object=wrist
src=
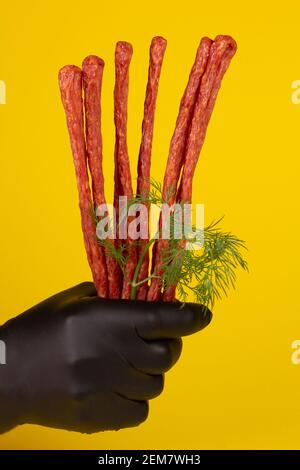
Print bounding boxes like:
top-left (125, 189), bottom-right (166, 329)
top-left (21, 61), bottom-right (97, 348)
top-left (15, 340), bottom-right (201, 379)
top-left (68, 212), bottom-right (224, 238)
top-left (0, 321), bottom-right (27, 433)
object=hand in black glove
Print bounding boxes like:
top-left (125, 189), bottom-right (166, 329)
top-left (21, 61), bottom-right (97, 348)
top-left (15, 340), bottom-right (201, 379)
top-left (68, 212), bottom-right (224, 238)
top-left (0, 282), bottom-right (212, 434)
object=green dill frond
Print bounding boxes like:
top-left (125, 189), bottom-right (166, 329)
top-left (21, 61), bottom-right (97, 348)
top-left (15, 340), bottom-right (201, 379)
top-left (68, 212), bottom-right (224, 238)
top-left (162, 219), bottom-right (248, 308)
top-left (98, 239), bottom-right (128, 273)
top-left (90, 202), bottom-right (98, 226)
top-left (95, 178), bottom-right (248, 306)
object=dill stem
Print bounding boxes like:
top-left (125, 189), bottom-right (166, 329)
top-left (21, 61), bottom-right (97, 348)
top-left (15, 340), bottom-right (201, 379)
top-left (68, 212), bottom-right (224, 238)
top-left (130, 238), bottom-right (156, 300)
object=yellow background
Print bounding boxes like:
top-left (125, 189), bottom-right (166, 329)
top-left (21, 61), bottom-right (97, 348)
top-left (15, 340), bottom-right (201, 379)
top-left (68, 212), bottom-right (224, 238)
top-left (0, 0), bottom-right (299, 450)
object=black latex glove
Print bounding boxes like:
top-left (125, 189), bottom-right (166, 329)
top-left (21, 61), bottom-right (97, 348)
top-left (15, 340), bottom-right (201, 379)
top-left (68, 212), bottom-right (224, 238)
top-left (0, 282), bottom-right (212, 434)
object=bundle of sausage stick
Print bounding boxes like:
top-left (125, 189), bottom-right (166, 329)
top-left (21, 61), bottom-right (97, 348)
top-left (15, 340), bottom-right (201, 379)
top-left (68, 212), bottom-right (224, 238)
top-left (59, 35), bottom-right (237, 302)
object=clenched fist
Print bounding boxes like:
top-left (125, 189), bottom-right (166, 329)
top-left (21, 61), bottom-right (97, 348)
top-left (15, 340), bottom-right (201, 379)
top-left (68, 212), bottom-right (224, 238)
top-left (0, 283), bottom-right (212, 434)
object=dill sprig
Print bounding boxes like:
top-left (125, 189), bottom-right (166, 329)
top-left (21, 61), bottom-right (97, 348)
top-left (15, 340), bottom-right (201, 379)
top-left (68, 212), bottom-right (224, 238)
top-left (95, 179), bottom-right (248, 306)
top-left (161, 219), bottom-right (248, 307)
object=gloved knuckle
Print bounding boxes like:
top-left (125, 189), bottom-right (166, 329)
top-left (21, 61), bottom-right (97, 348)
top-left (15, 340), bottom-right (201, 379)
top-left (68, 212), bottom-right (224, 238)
top-left (157, 342), bottom-right (174, 370)
top-left (174, 337), bottom-right (183, 357)
top-left (150, 374), bottom-right (164, 397)
top-left (145, 310), bottom-right (160, 331)
top-left (78, 281), bottom-right (93, 289)
top-left (134, 401), bottom-right (149, 425)
top-left (64, 310), bottom-right (78, 330)
top-left (183, 306), bottom-right (197, 327)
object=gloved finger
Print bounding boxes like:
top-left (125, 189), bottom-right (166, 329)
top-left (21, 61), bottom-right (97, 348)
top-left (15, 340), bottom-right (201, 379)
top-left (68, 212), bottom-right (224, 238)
top-left (59, 282), bottom-right (97, 301)
top-left (76, 352), bottom-right (165, 401)
top-left (117, 369), bottom-right (165, 401)
top-left (112, 395), bottom-right (149, 429)
top-left (74, 393), bottom-right (149, 433)
top-left (135, 302), bottom-right (212, 340)
top-left (128, 337), bottom-right (183, 374)
top-left (74, 282), bottom-right (97, 298)
top-left (43, 282), bottom-right (97, 313)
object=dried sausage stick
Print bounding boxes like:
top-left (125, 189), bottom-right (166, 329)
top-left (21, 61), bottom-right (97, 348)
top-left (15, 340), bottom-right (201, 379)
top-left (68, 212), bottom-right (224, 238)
top-left (136, 36), bottom-right (167, 300)
top-left (114, 42), bottom-right (133, 203)
top-left (163, 35), bottom-right (237, 301)
top-left (82, 56), bottom-right (106, 207)
top-left (59, 65), bottom-right (108, 297)
top-left (113, 41), bottom-right (137, 299)
top-left (82, 56), bottom-right (121, 298)
top-left (162, 37), bottom-right (212, 205)
top-left (178, 35), bottom-right (237, 203)
top-left (113, 101), bottom-right (124, 296)
top-left (147, 37), bottom-right (212, 301)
